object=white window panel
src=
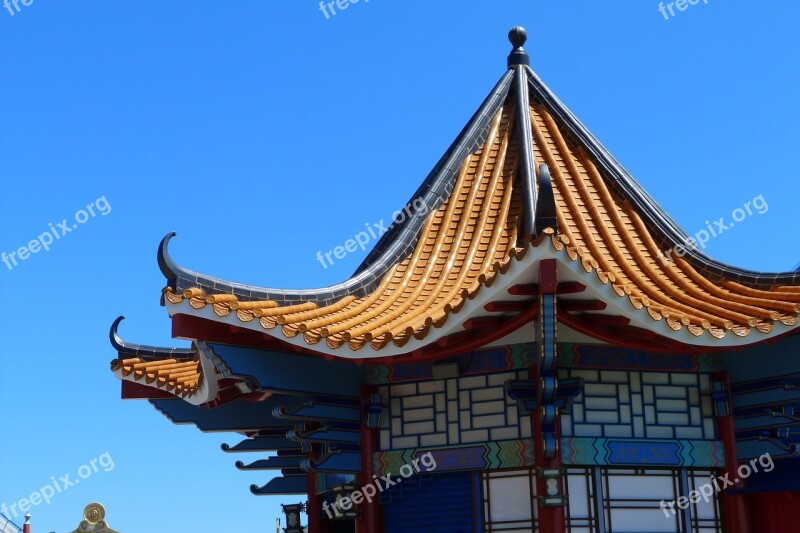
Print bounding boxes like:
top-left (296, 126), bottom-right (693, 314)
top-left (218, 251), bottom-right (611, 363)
top-left (607, 473), bottom-right (674, 499)
top-left (647, 426), bottom-right (674, 439)
top-left (574, 424), bottom-right (603, 437)
top-left (620, 405), bottom-right (632, 424)
top-left (448, 422), bottom-right (459, 444)
top-left (630, 372), bottom-right (642, 393)
top-left (633, 416), bottom-right (645, 438)
top-left (603, 425), bottom-right (632, 438)
top-left (642, 373), bottom-right (670, 384)
top-left (584, 383), bottom-right (617, 396)
top-left (473, 400), bottom-right (506, 415)
top-left (436, 413), bottom-right (446, 432)
top-left (585, 396), bottom-right (618, 410)
top-left (392, 436), bottom-right (418, 449)
top-left (609, 508), bottom-right (679, 532)
top-left (473, 387), bottom-right (505, 402)
top-left (572, 370), bottom-right (599, 382)
top-left (404, 408), bottom-right (434, 422)
top-left (675, 427), bottom-right (703, 440)
top-left (418, 380), bottom-right (445, 394)
top-left (403, 394), bottom-right (433, 409)
top-left (420, 433), bottom-right (447, 447)
top-left (446, 378), bottom-right (457, 398)
top-left (601, 371), bottom-right (629, 383)
top-left (585, 410), bottom-right (619, 424)
top-left (391, 383), bottom-right (417, 396)
top-left (671, 373), bottom-right (698, 386)
top-left (658, 399), bottom-right (688, 412)
top-left (632, 394), bottom-right (643, 415)
top-left (491, 427), bottom-right (519, 441)
top-left (690, 407), bottom-right (701, 426)
top-left (659, 412), bottom-right (690, 426)
top-left (461, 429), bottom-right (489, 443)
top-left (655, 386), bottom-right (687, 399)
top-left (474, 413), bottom-right (508, 429)
top-left (689, 387), bottom-right (700, 406)
top-left (644, 386), bottom-right (654, 404)
top-left (435, 393), bottom-right (445, 412)
top-left (460, 375), bottom-right (487, 389)
top-left (404, 421), bottom-right (435, 435)
top-left (703, 419), bottom-right (717, 439)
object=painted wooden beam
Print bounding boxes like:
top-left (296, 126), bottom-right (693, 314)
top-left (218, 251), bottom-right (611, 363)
top-left (208, 342), bottom-right (363, 398)
top-left (250, 476), bottom-right (308, 495)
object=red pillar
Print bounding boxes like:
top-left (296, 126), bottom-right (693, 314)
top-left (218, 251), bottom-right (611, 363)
top-left (357, 384), bottom-right (383, 533)
top-left (712, 371), bottom-right (751, 533)
top-left (533, 259), bottom-right (566, 533)
top-left (22, 516), bottom-right (31, 533)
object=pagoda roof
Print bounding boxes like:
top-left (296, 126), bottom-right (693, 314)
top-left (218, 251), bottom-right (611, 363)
top-left (155, 28), bottom-right (799, 357)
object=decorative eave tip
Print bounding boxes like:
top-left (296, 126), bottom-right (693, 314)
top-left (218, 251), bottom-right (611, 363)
top-left (507, 26), bottom-right (529, 68)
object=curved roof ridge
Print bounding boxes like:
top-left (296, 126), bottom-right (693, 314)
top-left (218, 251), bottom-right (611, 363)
top-left (157, 69), bottom-right (516, 306)
top-left (109, 316), bottom-right (195, 360)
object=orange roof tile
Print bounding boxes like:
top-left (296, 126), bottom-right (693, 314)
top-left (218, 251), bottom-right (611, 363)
top-left (110, 357), bottom-right (202, 398)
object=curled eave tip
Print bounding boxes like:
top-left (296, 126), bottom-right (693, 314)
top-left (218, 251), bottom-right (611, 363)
top-left (109, 315), bottom-right (127, 351)
top-left (158, 231), bottom-right (180, 284)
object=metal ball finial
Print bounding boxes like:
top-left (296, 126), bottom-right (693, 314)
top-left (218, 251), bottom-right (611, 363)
top-left (507, 26), bottom-right (530, 67)
top-left (509, 26), bottom-right (528, 49)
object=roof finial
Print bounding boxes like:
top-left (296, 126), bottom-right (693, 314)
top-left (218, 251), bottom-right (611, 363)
top-left (507, 26), bottom-right (530, 67)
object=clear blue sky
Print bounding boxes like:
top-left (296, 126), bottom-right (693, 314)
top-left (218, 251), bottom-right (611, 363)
top-left (1, 1), bottom-right (798, 531)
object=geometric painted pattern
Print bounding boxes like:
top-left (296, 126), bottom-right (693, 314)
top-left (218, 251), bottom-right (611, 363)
top-left (379, 370), bottom-right (531, 450)
top-left (558, 343), bottom-right (724, 373)
top-left (561, 437), bottom-right (725, 468)
top-left (560, 369), bottom-right (717, 441)
top-left (374, 438), bottom-right (536, 476)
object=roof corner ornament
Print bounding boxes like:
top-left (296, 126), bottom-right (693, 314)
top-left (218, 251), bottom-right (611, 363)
top-left (507, 26), bottom-right (530, 68)
top-left (69, 503), bottom-right (121, 533)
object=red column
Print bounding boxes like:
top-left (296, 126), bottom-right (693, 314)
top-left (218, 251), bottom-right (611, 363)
top-left (712, 371), bottom-right (751, 533)
top-left (357, 384), bottom-right (383, 533)
top-left (534, 259), bottom-right (566, 533)
top-left (22, 517), bottom-right (31, 533)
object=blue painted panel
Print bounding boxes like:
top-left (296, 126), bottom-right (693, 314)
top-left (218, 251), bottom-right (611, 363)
top-left (383, 472), bottom-right (475, 533)
top-left (209, 343), bottom-right (363, 397)
top-left (151, 395), bottom-right (307, 431)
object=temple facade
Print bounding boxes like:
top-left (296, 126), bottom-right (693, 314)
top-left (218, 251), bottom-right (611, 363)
top-left (110, 28), bottom-right (800, 533)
